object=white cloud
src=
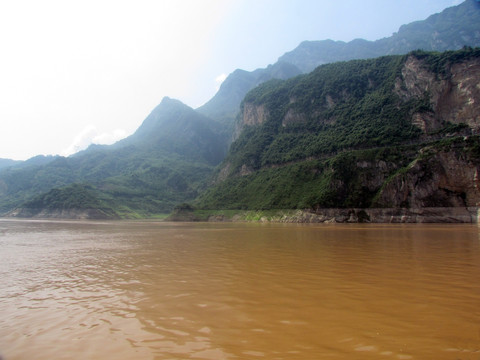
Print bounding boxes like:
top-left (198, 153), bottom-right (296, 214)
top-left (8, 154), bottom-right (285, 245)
top-left (62, 125), bottom-right (128, 157)
top-left (214, 73), bottom-right (228, 91)
top-left (93, 129), bottom-right (128, 145)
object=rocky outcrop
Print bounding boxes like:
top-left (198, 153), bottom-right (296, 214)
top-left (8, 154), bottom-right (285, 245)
top-left (396, 55), bottom-right (480, 133)
top-left (308, 207), bottom-right (479, 223)
top-left (242, 103), bottom-right (268, 126)
top-left (373, 146), bottom-right (480, 208)
top-left (282, 108), bottom-right (307, 127)
top-left (231, 103), bottom-right (269, 142)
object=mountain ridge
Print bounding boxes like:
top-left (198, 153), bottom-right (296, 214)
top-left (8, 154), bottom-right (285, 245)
top-left (279, 0), bottom-right (480, 72)
top-left (195, 48), bottom-right (480, 218)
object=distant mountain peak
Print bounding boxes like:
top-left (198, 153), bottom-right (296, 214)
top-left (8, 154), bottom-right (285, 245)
top-left (279, 0), bottom-right (480, 72)
top-left (198, 1), bottom-right (480, 123)
top-left (160, 96), bottom-right (182, 105)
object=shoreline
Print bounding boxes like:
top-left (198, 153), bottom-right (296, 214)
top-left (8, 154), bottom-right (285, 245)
top-left (169, 207), bottom-right (480, 224)
top-left (3, 206), bottom-right (479, 223)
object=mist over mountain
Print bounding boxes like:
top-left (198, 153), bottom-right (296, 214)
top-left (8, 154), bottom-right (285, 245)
top-left (1, 0), bottom-right (480, 220)
top-left (0, 159), bottom-right (20, 170)
top-left (0, 98), bottom-right (225, 217)
top-left (124, 97), bottom-right (227, 165)
top-left (280, 0), bottom-right (480, 72)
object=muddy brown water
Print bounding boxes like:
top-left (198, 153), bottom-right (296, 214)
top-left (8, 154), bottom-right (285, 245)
top-left (0, 220), bottom-right (479, 359)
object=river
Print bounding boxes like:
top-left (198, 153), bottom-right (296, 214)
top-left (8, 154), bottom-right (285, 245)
top-left (0, 220), bottom-right (479, 359)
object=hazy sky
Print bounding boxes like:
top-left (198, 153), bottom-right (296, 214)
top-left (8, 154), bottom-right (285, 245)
top-left (0, 0), bottom-right (462, 160)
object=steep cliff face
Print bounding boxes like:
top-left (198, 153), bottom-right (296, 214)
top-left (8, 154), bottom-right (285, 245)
top-left (395, 55), bottom-right (480, 132)
top-left (374, 144), bottom-right (480, 208)
top-left (199, 49), bottom-right (480, 221)
top-left (231, 103), bottom-right (269, 142)
top-left (235, 54), bottom-right (480, 140)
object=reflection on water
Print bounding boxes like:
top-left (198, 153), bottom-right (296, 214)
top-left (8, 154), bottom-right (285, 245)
top-left (0, 220), bottom-right (479, 359)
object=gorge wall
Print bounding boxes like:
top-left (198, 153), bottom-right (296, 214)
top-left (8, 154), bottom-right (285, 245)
top-left (197, 49), bottom-right (480, 222)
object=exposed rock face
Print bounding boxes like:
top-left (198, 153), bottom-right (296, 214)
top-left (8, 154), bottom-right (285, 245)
top-left (374, 148), bottom-right (480, 209)
top-left (440, 60), bottom-right (480, 130)
top-left (243, 103), bottom-right (268, 126)
top-left (308, 207), bottom-right (479, 223)
top-left (196, 49), bottom-right (480, 222)
top-left (226, 55), bottom-right (480, 213)
top-left (232, 103), bottom-right (269, 142)
top-left (236, 56), bottom-right (480, 138)
top-left (282, 109), bottom-right (307, 127)
top-left (396, 55), bottom-right (480, 133)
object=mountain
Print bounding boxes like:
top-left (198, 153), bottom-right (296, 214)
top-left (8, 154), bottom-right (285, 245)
top-left (196, 48), bottom-right (480, 221)
top-left (2, 1), bottom-right (480, 220)
top-left (0, 98), bottom-right (226, 218)
top-left (279, 0), bottom-right (480, 72)
top-left (197, 62), bottom-right (301, 122)
top-left (123, 97), bottom-right (227, 165)
top-left (198, 0), bottom-right (480, 124)
top-left (0, 159), bottom-right (21, 170)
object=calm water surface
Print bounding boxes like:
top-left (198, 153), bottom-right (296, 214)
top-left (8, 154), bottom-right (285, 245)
top-left (0, 220), bottom-right (479, 360)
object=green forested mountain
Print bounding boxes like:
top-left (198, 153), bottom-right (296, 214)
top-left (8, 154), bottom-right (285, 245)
top-left (123, 97), bottom-right (227, 165)
top-left (196, 48), bottom-right (480, 212)
top-left (0, 98), bottom-right (226, 217)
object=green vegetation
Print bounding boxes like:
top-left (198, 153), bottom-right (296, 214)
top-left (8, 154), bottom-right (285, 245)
top-left (0, 98), bottom-right (224, 217)
top-left (23, 183), bottom-right (106, 210)
top-left (167, 207), bottom-right (302, 222)
top-left (225, 54), bottom-right (424, 173)
top-left (198, 135), bottom-right (480, 211)
top-left (198, 48), bottom-right (480, 212)
top-left (197, 146), bottom-right (419, 210)
top-left (410, 47), bottom-right (480, 75)
top-left (19, 183), bottom-right (122, 218)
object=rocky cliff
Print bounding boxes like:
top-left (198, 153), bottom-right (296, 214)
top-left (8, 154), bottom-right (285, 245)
top-left (197, 49), bottom-right (480, 222)
top-left (396, 55), bottom-right (480, 133)
top-left (373, 143), bottom-right (480, 209)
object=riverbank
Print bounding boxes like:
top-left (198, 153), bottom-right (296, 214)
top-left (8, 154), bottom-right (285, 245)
top-left (4, 206), bottom-right (478, 223)
top-left (168, 207), bottom-right (480, 223)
